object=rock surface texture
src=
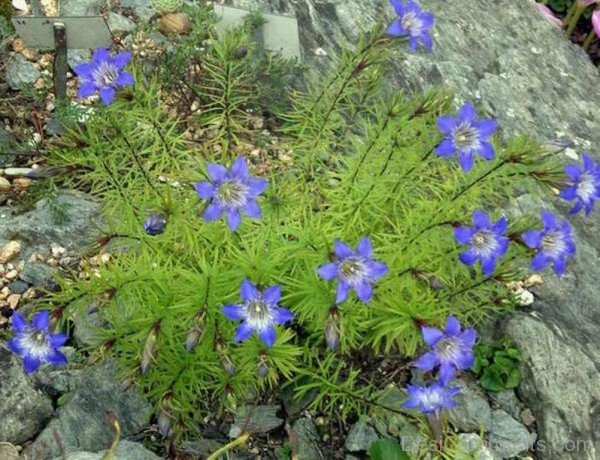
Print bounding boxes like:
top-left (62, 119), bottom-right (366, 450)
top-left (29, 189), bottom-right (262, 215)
top-left (226, 0), bottom-right (600, 458)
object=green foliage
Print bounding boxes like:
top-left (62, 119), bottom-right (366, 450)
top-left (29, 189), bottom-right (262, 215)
top-left (0, 0), bottom-right (12, 22)
top-left (46, 5), bottom-right (564, 443)
top-left (369, 439), bottom-right (410, 460)
top-left (471, 340), bottom-right (523, 392)
top-left (151, 0), bottom-right (182, 16)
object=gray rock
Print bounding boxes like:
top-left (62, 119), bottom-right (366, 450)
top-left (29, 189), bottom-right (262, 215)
top-left (72, 305), bottom-right (104, 347)
top-left (456, 433), bottom-right (497, 460)
top-left (34, 368), bottom-right (82, 396)
top-left (19, 262), bottom-right (57, 288)
top-left (489, 409), bottom-right (536, 459)
top-left (68, 49), bottom-right (92, 72)
top-left (106, 12), bottom-right (137, 36)
top-left (344, 420), bottom-right (379, 453)
top-left (29, 360), bottom-right (152, 459)
top-left (0, 189), bottom-right (101, 262)
top-left (50, 440), bottom-right (160, 460)
top-left (5, 54), bottom-right (40, 91)
top-left (179, 439), bottom-right (224, 457)
top-left (292, 418), bottom-right (322, 459)
top-left (229, 404), bottom-right (283, 438)
top-left (59, 0), bottom-right (104, 15)
top-left (8, 280), bottom-right (29, 294)
top-left (489, 390), bottom-right (521, 421)
top-left (0, 344), bottom-right (54, 445)
top-left (448, 379), bottom-right (493, 433)
top-left (0, 125), bottom-right (15, 167)
top-left (227, 0), bottom-right (600, 457)
top-left (505, 315), bottom-right (600, 459)
top-left (121, 0), bottom-right (156, 22)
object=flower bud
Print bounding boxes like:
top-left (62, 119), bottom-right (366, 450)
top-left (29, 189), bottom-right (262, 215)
top-left (144, 213), bottom-right (167, 236)
top-left (157, 409), bottom-right (171, 437)
top-left (325, 306), bottom-right (340, 351)
top-left (258, 353), bottom-right (269, 378)
top-left (185, 309), bottom-right (206, 352)
top-left (141, 323), bottom-right (159, 375)
top-left (216, 340), bottom-right (236, 376)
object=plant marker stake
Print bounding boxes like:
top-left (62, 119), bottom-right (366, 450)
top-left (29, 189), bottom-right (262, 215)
top-left (53, 22), bottom-right (67, 100)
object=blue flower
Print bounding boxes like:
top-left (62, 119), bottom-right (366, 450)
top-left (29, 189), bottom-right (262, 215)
top-left (387, 0), bottom-right (435, 52)
top-left (403, 380), bottom-right (460, 415)
top-left (414, 316), bottom-right (477, 384)
top-left (144, 213), bottom-right (167, 236)
top-left (560, 153), bottom-right (600, 216)
top-left (454, 210), bottom-right (509, 277)
top-left (8, 311), bottom-right (68, 374)
top-left (435, 103), bottom-right (498, 172)
top-left (317, 237), bottom-right (388, 304)
top-left (74, 49), bottom-right (135, 105)
top-left (222, 279), bottom-right (294, 347)
top-left (195, 157), bottom-right (268, 232)
top-left (522, 211), bottom-right (576, 277)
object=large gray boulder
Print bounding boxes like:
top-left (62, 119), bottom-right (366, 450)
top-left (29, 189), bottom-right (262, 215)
top-left (0, 345), bottom-right (54, 445)
top-left (29, 360), bottom-right (152, 459)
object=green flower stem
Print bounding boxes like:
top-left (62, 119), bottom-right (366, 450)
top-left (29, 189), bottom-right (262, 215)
top-left (206, 432), bottom-right (250, 460)
top-left (583, 29), bottom-right (597, 50)
top-left (566, 4), bottom-right (587, 36)
top-left (451, 159), bottom-right (509, 202)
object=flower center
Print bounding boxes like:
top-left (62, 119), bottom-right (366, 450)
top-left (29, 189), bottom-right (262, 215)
top-left (339, 257), bottom-right (367, 283)
top-left (435, 337), bottom-right (461, 362)
top-left (402, 12), bottom-right (423, 35)
top-left (244, 299), bottom-right (273, 330)
top-left (472, 230), bottom-right (497, 255)
top-left (92, 61), bottom-right (120, 87)
top-left (20, 328), bottom-right (51, 358)
top-left (577, 173), bottom-right (598, 202)
top-left (541, 232), bottom-right (566, 258)
top-left (419, 389), bottom-right (443, 411)
top-left (452, 122), bottom-right (480, 151)
top-left (217, 180), bottom-right (248, 208)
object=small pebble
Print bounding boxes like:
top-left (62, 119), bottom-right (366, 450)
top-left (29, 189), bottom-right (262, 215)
top-left (7, 294), bottom-right (21, 309)
top-left (8, 281), bottom-right (29, 295)
top-left (0, 241), bottom-right (21, 264)
top-left (5, 269), bottom-right (19, 281)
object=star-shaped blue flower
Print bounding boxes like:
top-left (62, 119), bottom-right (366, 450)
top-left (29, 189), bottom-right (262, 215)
top-left (74, 48), bottom-right (135, 105)
top-left (8, 310), bottom-right (68, 374)
top-left (222, 279), bottom-right (294, 347)
top-left (436, 103), bottom-right (498, 172)
top-left (522, 211), bottom-right (576, 277)
top-left (560, 153), bottom-right (600, 216)
top-left (195, 157), bottom-right (268, 232)
top-left (414, 316), bottom-right (477, 384)
top-left (317, 237), bottom-right (388, 304)
top-left (387, 0), bottom-right (435, 52)
top-left (454, 210), bottom-right (509, 277)
top-left (403, 380), bottom-right (461, 415)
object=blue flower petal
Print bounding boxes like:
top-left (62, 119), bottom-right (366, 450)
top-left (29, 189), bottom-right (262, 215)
top-left (530, 252), bottom-right (550, 272)
top-left (354, 281), bottom-right (373, 303)
top-left (540, 211), bottom-right (558, 230)
top-left (439, 362), bottom-right (456, 384)
top-left (115, 72), bottom-right (135, 87)
top-left (234, 322), bottom-right (254, 342)
top-left (414, 351), bottom-right (438, 371)
top-left (49, 333), bottom-right (68, 348)
top-left (23, 355), bottom-right (41, 374)
top-left (99, 86), bottom-right (116, 105)
top-left (435, 139), bottom-right (456, 158)
top-left (564, 164), bottom-right (582, 181)
top-left (240, 279), bottom-right (258, 303)
top-left (356, 237), bottom-right (373, 258)
top-left (258, 326), bottom-right (276, 347)
top-left (480, 256), bottom-right (497, 277)
top-left (32, 311), bottom-right (50, 332)
top-left (458, 151), bottom-right (475, 172)
top-left (241, 199), bottom-right (261, 218)
top-left (436, 116), bottom-right (456, 135)
top-left (7, 338), bottom-right (23, 355)
top-left (333, 241), bottom-right (353, 259)
top-left (225, 209), bottom-right (242, 232)
top-left (207, 163), bottom-right (228, 183)
top-left (112, 51), bottom-right (132, 69)
top-left (230, 157), bottom-right (249, 179)
top-left (459, 249), bottom-right (478, 266)
top-left (92, 48), bottom-right (110, 64)
top-left (421, 326), bottom-right (443, 347)
top-left (273, 307), bottom-right (294, 324)
top-left (262, 285), bottom-right (281, 305)
top-left (478, 142), bottom-right (495, 160)
top-left (222, 304), bottom-right (244, 320)
top-left (444, 316), bottom-right (461, 336)
top-left (335, 280), bottom-right (350, 304)
top-left (367, 261), bottom-right (389, 280)
top-left (77, 81), bottom-right (97, 98)
top-left (386, 19), bottom-right (406, 37)
top-left (47, 350), bottom-right (67, 366)
top-left (203, 203), bottom-right (223, 221)
top-left (194, 181), bottom-right (215, 199)
top-left (474, 119), bottom-right (498, 137)
top-left (458, 103), bottom-right (477, 123)
top-left (522, 230), bottom-right (542, 248)
top-left (11, 312), bottom-right (27, 332)
top-left (454, 226), bottom-right (473, 245)
top-left (317, 263), bottom-right (339, 281)
top-left (472, 210), bottom-right (490, 229)
top-left (553, 258), bottom-right (567, 277)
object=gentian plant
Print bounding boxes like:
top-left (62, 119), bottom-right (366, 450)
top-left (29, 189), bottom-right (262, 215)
top-left (29, 1), bottom-right (596, 453)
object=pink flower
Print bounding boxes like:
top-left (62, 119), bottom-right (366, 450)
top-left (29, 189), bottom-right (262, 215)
top-left (537, 3), bottom-right (563, 27)
top-left (593, 9), bottom-right (600, 37)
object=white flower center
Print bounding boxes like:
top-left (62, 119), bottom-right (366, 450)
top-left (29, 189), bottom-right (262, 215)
top-left (452, 122), bottom-right (480, 151)
top-left (217, 180), bottom-right (248, 208)
top-left (577, 173), bottom-right (597, 202)
top-left (472, 230), bottom-right (498, 257)
top-left (19, 328), bottom-right (52, 359)
top-left (419, 389), bottom-right (443, 411)
top-left (244, 299), bottom-right (273, 331)
top-left (541, 232), bottom-right (566, 258)
top-left (92, 61), bottom-right (120, 87)
top-left (339, 257), bottom-right (367, 284)
top-left (402, 12), bottom-right (424, 35)
top-left (435, 337), bottom-right (461, 363)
